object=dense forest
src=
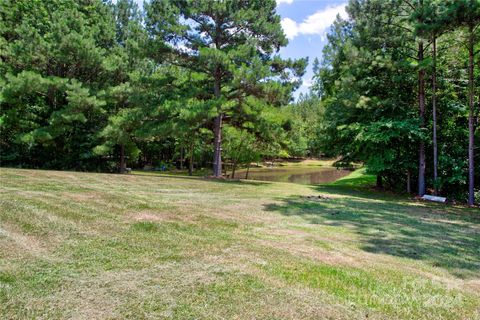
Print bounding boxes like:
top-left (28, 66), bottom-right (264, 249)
top-left (1, 0), bottom-right (479, 204)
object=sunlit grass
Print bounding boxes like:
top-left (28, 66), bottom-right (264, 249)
top-left (0, 168), bottom-right (478, 319)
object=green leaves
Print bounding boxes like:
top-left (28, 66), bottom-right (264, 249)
top-left (223, 125), bottom-right (259, 166)
top-left (312, 0), bottom-right (480, 196)
top-left (144, 0), bottom-right (306, 170)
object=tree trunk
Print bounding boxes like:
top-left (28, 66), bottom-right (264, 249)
top-left (376, 174), bottom-right (383, 189)
top-left (119, 143), bottom-right (126, 174)
top-left (407, 170), bottom-right (411, 194)
top-left (212, 71), bottom-right (223, 177)
top-left (468, 27), bottom-right (475, 205)
top-left (245, 163), bottom-right (251, 179)
top-left (432, 35), bottom-right (438, 196)
top-left (418, 40), bottom-right (426, 196)
top-left (180, 146), bottom-right (184, 170)
top-left (188, 143), bottom-right (194, 176)
top-left (231, 160), bottom-right (237, 179)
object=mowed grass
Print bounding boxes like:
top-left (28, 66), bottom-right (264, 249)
top-left (0, 168), bottom-right (479, 319)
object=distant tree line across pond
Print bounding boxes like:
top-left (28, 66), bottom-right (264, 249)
top-left (0, 0), bottom-right (479, 204)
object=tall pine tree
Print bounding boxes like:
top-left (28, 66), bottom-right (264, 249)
top-left (145, 0), bottom-right (304, 177)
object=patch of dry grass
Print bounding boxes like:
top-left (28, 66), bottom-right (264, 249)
top-left (0, 168), bottom-right (479, 319)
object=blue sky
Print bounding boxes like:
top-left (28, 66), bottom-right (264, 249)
top-left (276, 0), bottom-right (347, 97)
top-left (124, 0), bottom-right (347, 98)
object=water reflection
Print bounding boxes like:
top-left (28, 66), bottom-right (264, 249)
top-left (238, 167), bottom-right (351, 185)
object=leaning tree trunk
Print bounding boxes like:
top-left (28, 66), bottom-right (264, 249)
top-left (120, 143), bottom-right (126, 174)
top-left (231, 160), bottom-right (237, 179)
top-left (432, 35), bottom-right (439, 195)
top-left (212, 70), bottom-right (223, 177)
top-left (245, 163), bottom-right (251, 179)
top-left (418, 40), bottom-right (426, 197)
top-left (468, 27), bottom-right (475, 206)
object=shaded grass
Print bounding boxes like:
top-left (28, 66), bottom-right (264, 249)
top-left (1, 168), bottom-right (479, 319)
top-left (265, 195), bottom-right (480, 277)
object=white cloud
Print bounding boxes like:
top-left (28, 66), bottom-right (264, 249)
top-left (302, 78), bottom-right (313, 88)
top-left (281, 17), bottom-right (299, 39)
top-left (277, 0), bottom-right (294, 5)
top-left (281, 3), bottom-right (348, 40)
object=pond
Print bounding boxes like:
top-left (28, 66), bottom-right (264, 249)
top-left (236, 166), bottom-right (352, 185)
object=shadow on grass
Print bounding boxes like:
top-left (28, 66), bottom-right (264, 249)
top-left (264, 173), bottom-right (480, 278)
top-left (205, 178), bottom-right (273, 187)
top-left (132, 171), bottom-right (272, 187)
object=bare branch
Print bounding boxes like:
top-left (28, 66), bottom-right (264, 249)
top-left (402, 0), bottom-right (415, 11)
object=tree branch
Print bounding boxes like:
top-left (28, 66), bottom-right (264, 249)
top-left (402, 0), bottom-right (415, 11)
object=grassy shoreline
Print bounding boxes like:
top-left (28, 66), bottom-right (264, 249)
top-left (1, 167), bottom-right (479, 319)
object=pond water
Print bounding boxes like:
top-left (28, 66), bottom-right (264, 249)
top-left (236, 166), bottom-right (352, 185)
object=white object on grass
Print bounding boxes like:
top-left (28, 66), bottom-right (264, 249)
top-left (421, 195), bottom-right (447, 203)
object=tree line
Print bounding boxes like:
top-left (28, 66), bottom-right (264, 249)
top-left (312, 0), bottom-right (479, 205)
top-left (1, 0), bottom-right (479, 204)
top-left (1, 0), bottom-right (313, 178)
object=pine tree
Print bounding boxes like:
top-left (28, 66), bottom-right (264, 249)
top-left (453, 0), bottom-right (480, 205)
top-left (94, 0), bottom-right (147, 173)
top-left (0, 0), bottom-right (116, 170)
top-left (145, 0), bottom-right (304, 177)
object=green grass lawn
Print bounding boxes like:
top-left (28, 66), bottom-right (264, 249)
top-left (1, 168), bottom-right (479, 319)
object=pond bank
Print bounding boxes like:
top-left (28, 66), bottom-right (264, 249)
top-left (235, 159), bottom-right (354, 185)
